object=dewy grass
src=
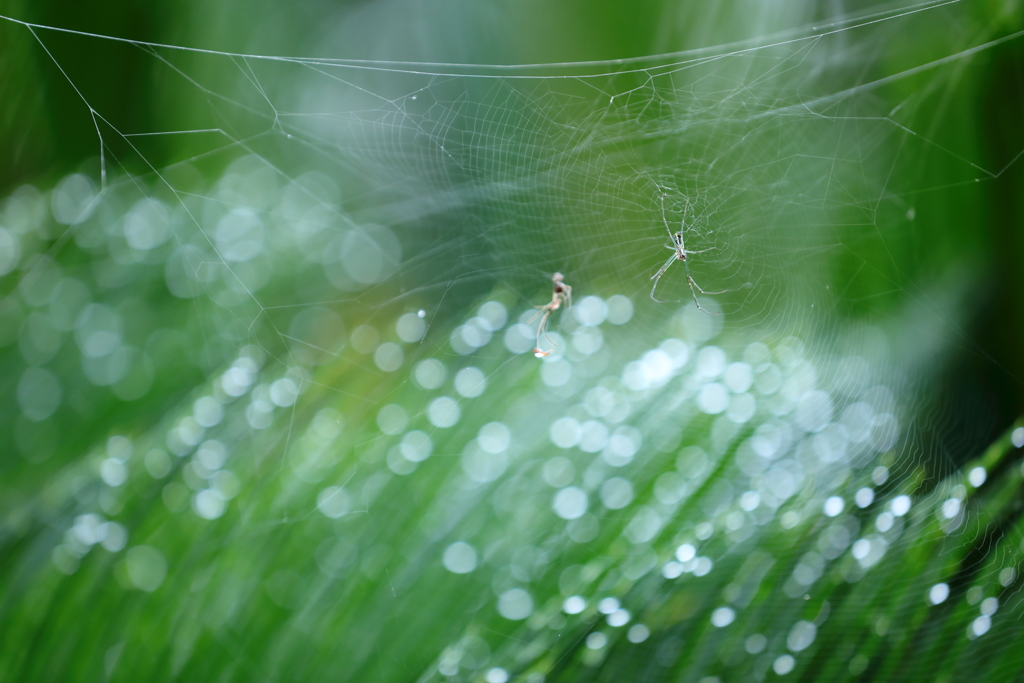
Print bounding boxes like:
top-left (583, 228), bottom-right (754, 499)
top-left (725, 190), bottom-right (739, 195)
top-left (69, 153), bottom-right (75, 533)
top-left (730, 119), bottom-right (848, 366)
top-left (0, 10), bottom-right (1021, 675)
top-left (2, 171), bottom-right (1024, 682)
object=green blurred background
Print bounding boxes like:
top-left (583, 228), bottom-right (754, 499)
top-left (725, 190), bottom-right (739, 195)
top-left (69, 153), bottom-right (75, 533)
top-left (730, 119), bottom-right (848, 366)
top-left (2, 0), bottom-right (1024, 681)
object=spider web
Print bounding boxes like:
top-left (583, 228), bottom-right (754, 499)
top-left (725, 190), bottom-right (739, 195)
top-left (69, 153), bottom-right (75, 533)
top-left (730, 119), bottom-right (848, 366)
top-left (3, 1), bottom-right (1024, 680)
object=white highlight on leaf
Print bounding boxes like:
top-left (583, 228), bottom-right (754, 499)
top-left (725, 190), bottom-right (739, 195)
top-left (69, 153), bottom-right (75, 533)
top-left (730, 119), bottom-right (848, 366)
top-left (553, 487), bottom-right (588, 520)
top-left (497, 588), bottom-right (533, 620)
top-left (443, 542), bottom-right (478, 574)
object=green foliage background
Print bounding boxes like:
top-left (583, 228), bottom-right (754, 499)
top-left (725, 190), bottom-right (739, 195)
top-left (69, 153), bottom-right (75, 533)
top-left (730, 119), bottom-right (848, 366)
top-left (2, 0), bottom-right (1024, 681)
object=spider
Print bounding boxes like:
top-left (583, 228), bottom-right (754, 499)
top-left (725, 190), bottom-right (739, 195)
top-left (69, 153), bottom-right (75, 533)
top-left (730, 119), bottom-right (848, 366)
top-left (650, 195), bottom-right (724, 314)
top-left (530, 272), bottom-right (572, 358)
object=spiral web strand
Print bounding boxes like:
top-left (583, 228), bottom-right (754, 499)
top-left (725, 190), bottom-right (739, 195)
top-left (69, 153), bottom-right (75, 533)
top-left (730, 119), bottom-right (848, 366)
top-left (2, 2), bottom-right (1024, 681)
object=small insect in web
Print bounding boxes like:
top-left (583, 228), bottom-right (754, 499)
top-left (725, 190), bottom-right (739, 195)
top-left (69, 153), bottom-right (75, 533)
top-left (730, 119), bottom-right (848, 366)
top-left (650, 195), bottom-right (725, 314)
top-left (529, 272), bottom-right (572, 358)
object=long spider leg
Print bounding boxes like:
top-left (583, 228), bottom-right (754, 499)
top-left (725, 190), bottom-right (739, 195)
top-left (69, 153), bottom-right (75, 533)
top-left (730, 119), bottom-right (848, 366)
top-left (687, 277), bottom-right (716, 315)
top-left (686, 246), bottom-right (716, 255)
top-left (659, 195), bottom-right (676, 242)
top-left (687, 271), bottom-right (728, 295)
top-left (534, 308), bottom-right (554, 350)
top-left (683, 261), bottom-right (725, 315)
top-left (541, 309), bottom-right (556, 345)
top-left (650, 253), bottom-right (677, 303)
top-left (525, 307), bottom-right (545, 325)
top-left (690, 281), bottom-right (728, 295)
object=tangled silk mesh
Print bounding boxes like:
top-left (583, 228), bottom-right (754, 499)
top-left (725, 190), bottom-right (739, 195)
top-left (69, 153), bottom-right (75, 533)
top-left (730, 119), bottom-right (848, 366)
top-left (3, 2), bottom-right (1024, 682)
